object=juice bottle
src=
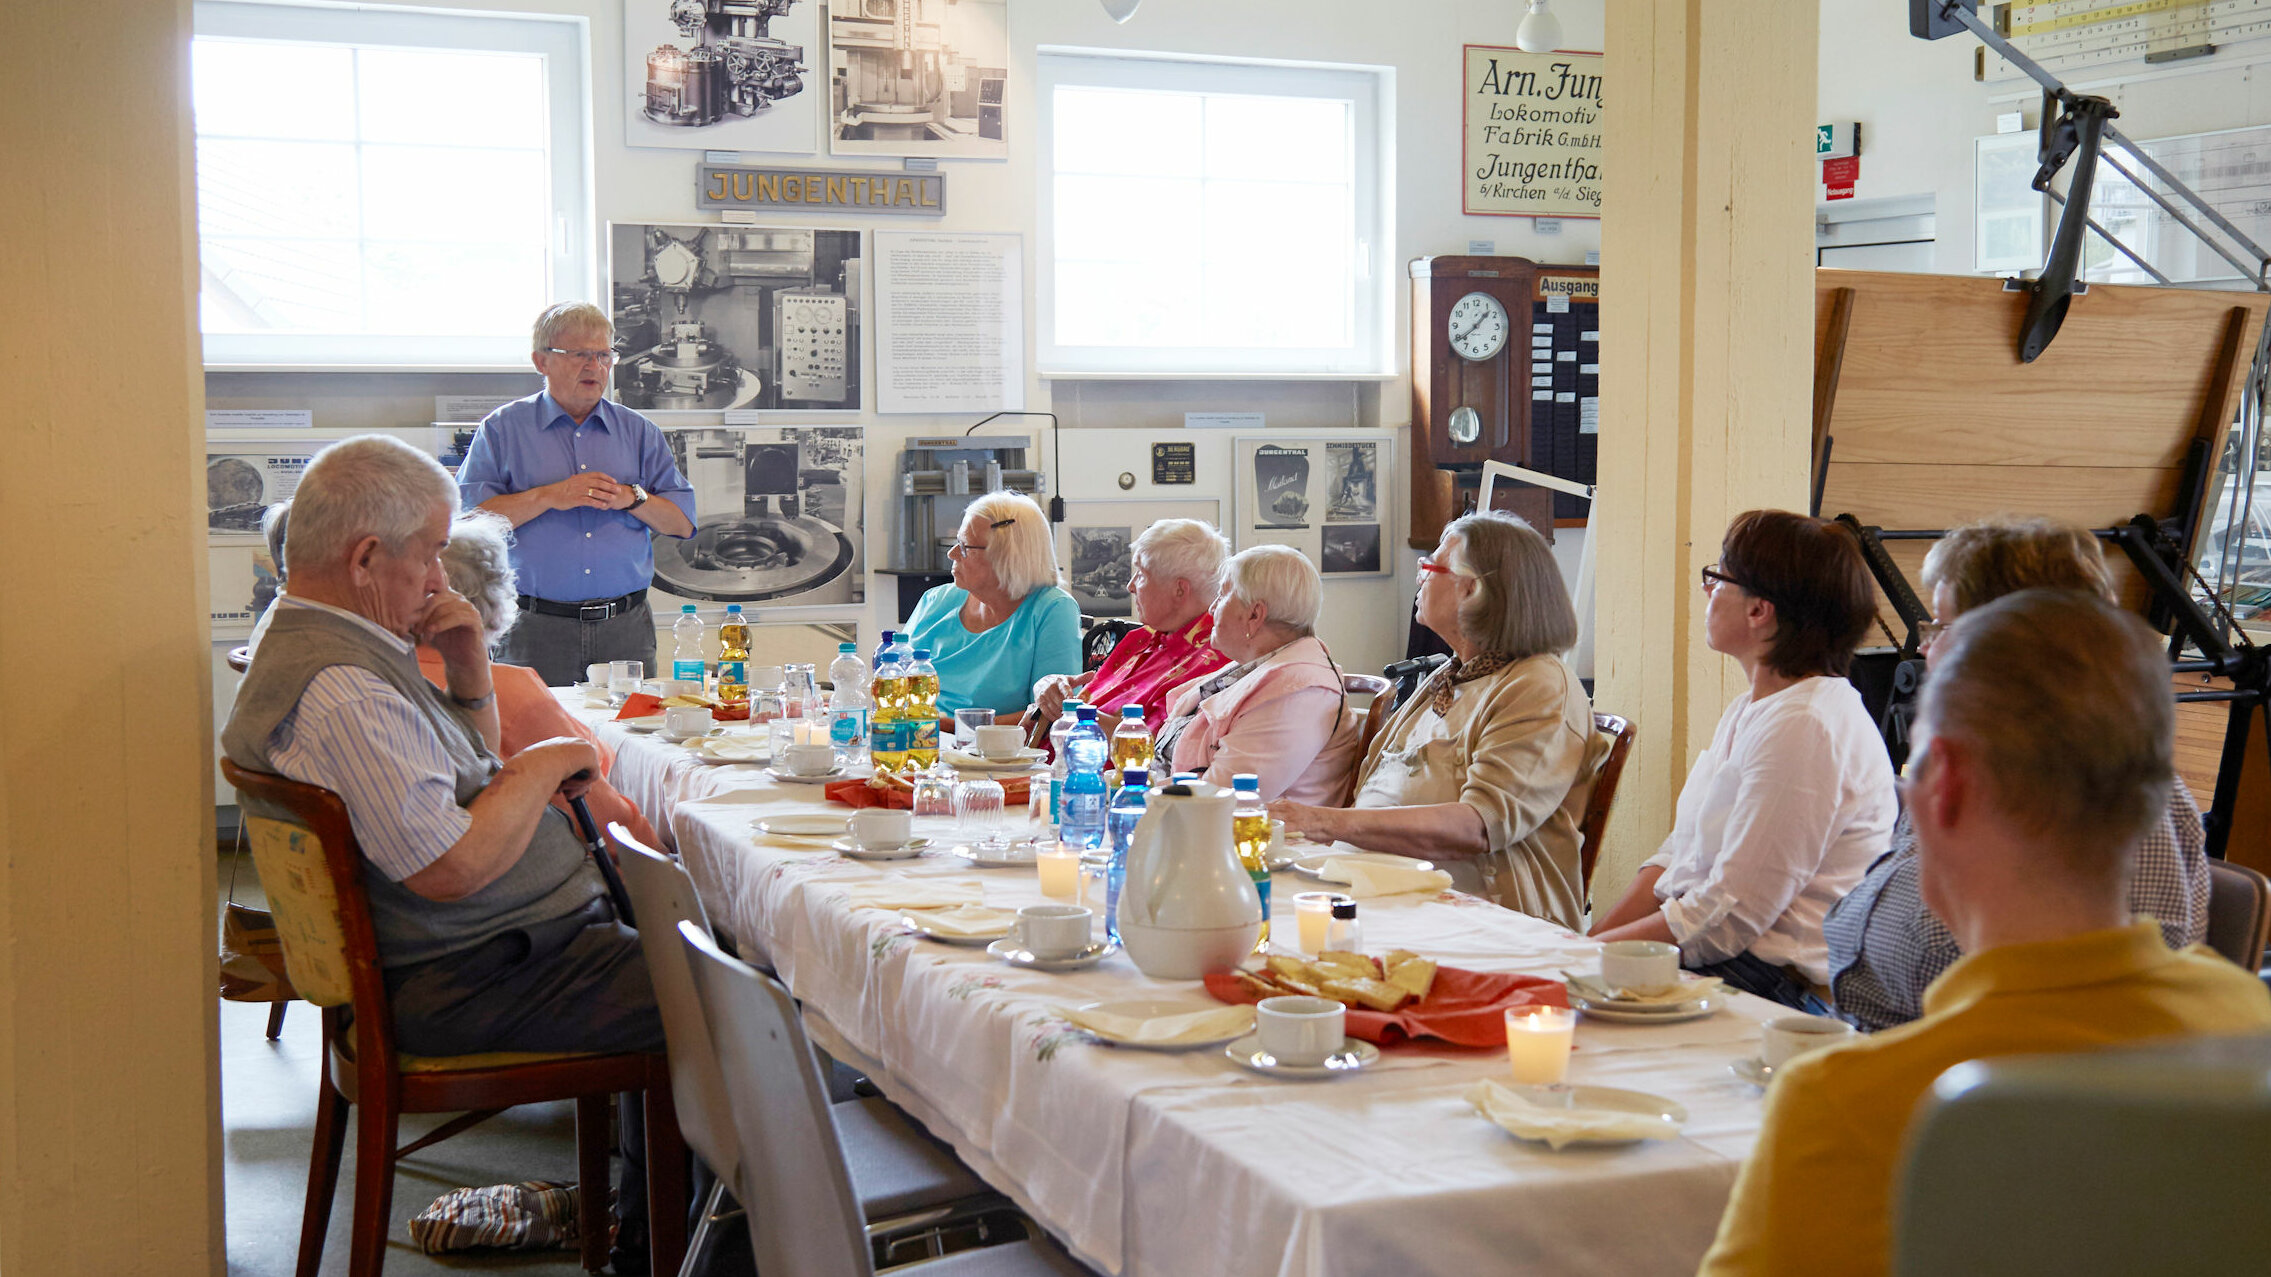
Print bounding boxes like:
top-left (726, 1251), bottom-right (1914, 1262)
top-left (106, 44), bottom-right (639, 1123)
top-left (1108, 706), bottom-right (1154, 787)
top-left (1231, 773), bottom-right (1272, 949)
top-left (904, 648), bottom-right (942, 769)
top-left (869, 647), bottom-right (908, 773)
top-left (716, 604), bottom-right (750, 704)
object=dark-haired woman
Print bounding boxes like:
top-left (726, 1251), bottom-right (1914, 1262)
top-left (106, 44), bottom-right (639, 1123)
top-left (1590, 510), bottom-right (1897, 1010)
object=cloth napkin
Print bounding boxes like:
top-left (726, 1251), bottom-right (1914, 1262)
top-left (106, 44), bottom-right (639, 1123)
top-left (838, 879), bottom-right (985, 911)
top-left (944, 748), bottom-right (1040, 769)
top-left (692, 736), bottom-right (768, 763)
top-left (1204, 965), bottom-right (1568, 1047)
top-left (827, 776), bottom-right (1031, 810)
top-left (1464, 1078), bottom-right (1683, 1150)
top-left (909, 904), bottom-right (1016, 939)
top-left (1324, 857), bottom-right (1455, 898)
top-left (1566, 973), bottom-right (1724, 1006)
top-left (1057, 1003), bottom-right (1255, 1046)
top-left (612, 693), bottom-right (662, 721)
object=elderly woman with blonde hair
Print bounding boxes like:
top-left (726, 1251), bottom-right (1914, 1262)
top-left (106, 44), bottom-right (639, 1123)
top-left (902, 489), bottom-right (1083, 716)
top-left (1155, 545), bottom-right (1359, 803)
top-left (1270, 511), bottom-right (1596, 927)
top-left (1027, 517), bottom-right (1232, 736)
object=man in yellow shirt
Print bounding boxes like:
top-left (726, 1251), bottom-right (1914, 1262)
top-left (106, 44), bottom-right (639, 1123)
top-left (1698, 589), bottom-right (2271, 1277)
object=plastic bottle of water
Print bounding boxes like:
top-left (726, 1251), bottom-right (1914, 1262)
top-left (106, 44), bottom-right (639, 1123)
top-left (671, 605), bottom-right (707, 684)
top-left (870, 645), bottom-right (908, 773)
top-left (717, 605), bottom-right (750, 704)
top-left (905, 648), bottom-right (941, 769)
top-left (826, 642), bottom-right (871, 769)
top-left (1104, 767), bottom-right (1149, 945)
top-left (1231, 773), bottom-right (1272, 949)
top-left (1057, 706), bottom-right (1110, 851)
top-left (1047, 699), bottom-right (1083, 825)
top-left (872, 629), bottom-right (898, 672)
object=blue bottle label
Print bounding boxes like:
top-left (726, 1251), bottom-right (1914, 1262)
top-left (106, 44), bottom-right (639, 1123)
top-left (719, 659), bottom-right (745, 685)
top-left (830, 709), bottom-right (867, 746)
top-left (672, 659), bottom-right (704, 681)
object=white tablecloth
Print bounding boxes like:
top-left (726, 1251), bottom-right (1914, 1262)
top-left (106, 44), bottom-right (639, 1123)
top-left (568, 694), bottom-right (1775, 1277)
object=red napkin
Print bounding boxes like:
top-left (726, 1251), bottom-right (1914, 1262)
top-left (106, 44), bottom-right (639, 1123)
top-left (613, 693), bottom-right (663, 721)
top-left (1203, 965), bottom-right (1569, 1048)
top-left (824, 776), bottom-right (1032, 810)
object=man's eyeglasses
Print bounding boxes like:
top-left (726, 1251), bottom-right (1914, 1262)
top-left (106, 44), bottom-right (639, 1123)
top-left (948, 517), bottom-right (1017, 558)
top-left (542, 347), bottom-right (619, 365)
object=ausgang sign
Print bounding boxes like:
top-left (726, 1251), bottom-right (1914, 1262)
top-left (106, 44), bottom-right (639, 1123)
top-left (696, 163), bottom-right (946, 215)
top-left (1462, 46), bottom-right (1605, 219)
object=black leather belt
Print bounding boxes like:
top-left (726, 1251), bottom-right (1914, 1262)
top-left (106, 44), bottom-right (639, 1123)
top-left (516, 590), bottom-right (644, 622)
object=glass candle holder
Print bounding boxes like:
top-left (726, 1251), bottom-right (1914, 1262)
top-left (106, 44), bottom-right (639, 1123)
top-left (1293, 891), bottom-right (1350, 955)
top-left (1036, 840), bottom-right (1082, 900)
top-left (1505, 1005), bottom-right (1578, 1086)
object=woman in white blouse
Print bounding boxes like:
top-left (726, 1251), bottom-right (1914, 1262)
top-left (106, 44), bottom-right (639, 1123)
top-left (1590, 509), bottom-right (1898, 1011)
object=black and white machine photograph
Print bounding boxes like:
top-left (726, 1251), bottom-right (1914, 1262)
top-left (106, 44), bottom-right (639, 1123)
top-left (1325, 440), bottom-right (1378, 522)
top-left (827, 0), bottom-right (1007, 159)
top-left (608, 223), bottom-right (862, 412)
top-left (624, 0), bottom-right (819, 152)
top-left (1234, 432), bottom-right (1395, 576)
top-left (206, 444), bottom-right (316, 538)
top-left (648, 424), bottom-right (865, 611)
top-left (1320, 523), bottom-right (1383, 575)
top-left (1055, 498), bottom-right (1222, 619)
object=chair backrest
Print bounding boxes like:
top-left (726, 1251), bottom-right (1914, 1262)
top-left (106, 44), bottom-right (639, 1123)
top-left (2204, 859), bottom-right (2271, 971)
top-left (226, 645), bottom-right (252, 674)
top-left (219, 760), bottom-right (398, 1059)
top-left (1081, 617), bottom-right (1137, 673)
top-left (612, 830), bottom-right (742, 1195)
top-left (1340, 674), bottom-right (1400, 805)
top-left (1894, 1033), bottom-right (2271, 1276)
top-left (1578, 713), bottom-right (1637, 898)
top-left (679, 920), bottom-right (873, 1277)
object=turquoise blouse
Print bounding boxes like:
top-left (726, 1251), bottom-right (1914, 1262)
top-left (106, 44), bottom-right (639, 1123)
top-left (902, 583), bottom-right (1084, 716)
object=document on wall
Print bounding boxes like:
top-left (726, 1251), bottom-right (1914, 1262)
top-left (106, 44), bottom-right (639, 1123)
top-left (874, 230), bottom-right (1024, 414)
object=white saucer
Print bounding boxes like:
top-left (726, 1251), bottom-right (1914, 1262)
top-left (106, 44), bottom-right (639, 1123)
top-left (660, 729), bottom-right (717, 744)
top-left (1071, 1000), bottom-right (1253, 1052)
top-left (1496, 1084), bottom-right (1690, 1147)
top-left (622, 715), bottom-right (667, 732)
top-left (900, 910), bottom-right (1014, 946)
top-left (1574, 993), bottom-right (1722, 1024)
top-left (987, 938), bottom-right (1117, 971)
top-left (767, 765), bottom-right (844, 784)
top-left (948, 747), bottom-right (1047, 771)
top-left (1729, 1057), bottom-right (1774, 1088)
top-left (833, 837), bottom-right (932, 860)
top-left (756, 814), bottom-right (850, 840)
top-left (1223, 1033), bottom-right (1379, 1078)
top-left (1289, 851), bottom-right (1434, 881)
top-left (953, 840), bottom-right (1040, 868)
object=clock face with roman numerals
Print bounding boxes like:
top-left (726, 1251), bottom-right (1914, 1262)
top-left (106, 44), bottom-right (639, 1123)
top-left (1448, 291), bottom-right (1509, 362)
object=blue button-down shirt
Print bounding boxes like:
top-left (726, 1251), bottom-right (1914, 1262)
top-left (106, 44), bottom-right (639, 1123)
top-left (456, 392), bottom-right (695, 602)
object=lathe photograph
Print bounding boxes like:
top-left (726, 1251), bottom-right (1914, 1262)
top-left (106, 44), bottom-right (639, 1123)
top-left (623, 0), bottom-right (819, 152)
top-left (826, 0), bottom-right (1007, 159)
top-left (650, 423), bottom-right (865, 611)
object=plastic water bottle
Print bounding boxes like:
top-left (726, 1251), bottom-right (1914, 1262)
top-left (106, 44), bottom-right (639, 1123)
top-left (905, 648), bottom-right (942, 769)
top-left (717, 605), bottom-right (750, 704)
top-left (1104, 767), bottom-right (1149, 945)
top-left (1057, 706), bottom-right (1109, 851)
top-left (671, 605), bottom-right (707, 684)
top-left (827, 642), bottom-right (871, 769)
top-left (1048, 699), bottom-right (1083, 825)
top-left (1232, 773), bottom-right (1272, 949)
top-left (869, 646), bottom-right (908, 773)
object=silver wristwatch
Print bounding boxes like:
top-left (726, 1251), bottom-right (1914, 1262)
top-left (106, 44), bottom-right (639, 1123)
top-left (627, 483), bottom-right (649, 511)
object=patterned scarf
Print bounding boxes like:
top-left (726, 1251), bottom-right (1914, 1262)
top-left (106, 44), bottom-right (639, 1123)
top-left (1428, 652), bottom-right (1516, 715)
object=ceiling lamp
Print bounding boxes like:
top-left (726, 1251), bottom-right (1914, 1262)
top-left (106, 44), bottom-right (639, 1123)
top-left (1515, 0), bottom-right (1562, 53)
top-left (1101, 0), bottom-right (1140, 22)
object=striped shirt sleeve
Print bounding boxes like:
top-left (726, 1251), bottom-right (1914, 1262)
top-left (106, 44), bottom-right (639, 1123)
top-left (266, 666), bottom-right (473, 882)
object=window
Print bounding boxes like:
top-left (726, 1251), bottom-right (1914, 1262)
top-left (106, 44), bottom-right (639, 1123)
top-left (192, 2), bottom-right (591, 368)
top-left (1037, 52), bottom-right (1392, 377)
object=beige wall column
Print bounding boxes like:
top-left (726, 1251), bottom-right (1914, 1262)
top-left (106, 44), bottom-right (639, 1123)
top-left (0, 0), bottom-right (224, 1271)
top-left (1591, 1), bottom-right (1820, 903)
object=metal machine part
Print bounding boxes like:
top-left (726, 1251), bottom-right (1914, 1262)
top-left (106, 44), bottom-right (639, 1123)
top-left (776, 289), bottom-right (848, 402)
top-left (644, 0), bottom-right (808, 128)
top-left (619, 320), bottom-right (753, 411)
top-left (893, 436), bottom-right (1044, 573)
top-left (653, 432), bottom-right (856, 602)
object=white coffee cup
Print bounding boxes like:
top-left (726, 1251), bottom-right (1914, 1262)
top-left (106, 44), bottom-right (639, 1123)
top-left (661, 678), bottom-right (706, 698)
top-left (662, 706), bottom-right (713, 738)
top-left (783, 742), bottom-right (837, 776)
top-left (849, 807), bottom-right (912, 849)
top-left (1760, 1014), bottom-right (1856, 1068)
top-left (974, 724), bottom-right (1024, 760)
top-left (586, 662), bottom-right (611, 687)
top-left (1599, 940), bottom-right (1682, 996)
top-left (1012, 904), bottom-right (1093, 958)
top-left (1256, 995), bottom-right (1346, 1067)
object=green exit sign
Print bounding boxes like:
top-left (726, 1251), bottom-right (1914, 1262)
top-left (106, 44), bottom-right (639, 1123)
top-left (1817, 122), bottom-right (1857, 160)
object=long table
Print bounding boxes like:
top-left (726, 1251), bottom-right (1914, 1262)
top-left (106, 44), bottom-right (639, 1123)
top-left (568, 694), bottom-right (1776, 1276)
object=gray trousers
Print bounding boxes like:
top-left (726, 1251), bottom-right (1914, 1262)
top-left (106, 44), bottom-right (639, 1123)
top-left (501, 596), bottom-right (659, 687)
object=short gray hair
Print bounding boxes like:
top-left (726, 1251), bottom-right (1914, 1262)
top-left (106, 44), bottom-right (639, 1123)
top-left (532, 301), bottom-right (612, 351)
top-left (966, 490), bottom-right (1059, 601)
top-left (1445, 510), bottom-right (1577, 659)
top-left (1132, 518), bottom-right (1230, 595)
top-left (1222, 544), bottom-right (1321, 633)
top-left (442, 510), bottom-right (520, 641)
top-left (286, 435), bottom-right (458, 572)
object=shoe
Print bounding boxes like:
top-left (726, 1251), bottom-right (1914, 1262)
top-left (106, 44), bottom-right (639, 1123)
top-left (610, 1215), bottom-right (650, 1277)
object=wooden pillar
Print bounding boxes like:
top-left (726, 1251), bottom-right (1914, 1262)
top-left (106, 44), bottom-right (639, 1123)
top-left (0, 0), bottom-right (225, 1271)
top-left (1590, 1), bottom-right (1820, 903)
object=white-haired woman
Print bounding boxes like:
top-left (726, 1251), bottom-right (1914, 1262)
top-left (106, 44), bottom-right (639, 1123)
top-left (1270, 511), bottom-right (1596, 927)
top-left (412, 510), bottom-right (660, 848)
top-left (1156, 545), bottom-right (1359, 803)
top-left (1026, 518), bottom-right (1232, 737)
top-left (902, 490), bottom-right (1083, 716)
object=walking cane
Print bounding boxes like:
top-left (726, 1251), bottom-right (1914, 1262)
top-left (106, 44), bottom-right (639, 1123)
top-left (566, 785), bottom-right (637, 928)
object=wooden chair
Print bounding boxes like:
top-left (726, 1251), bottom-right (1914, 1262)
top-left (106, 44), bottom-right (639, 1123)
top-left (2204, 859), bottom-right (2271, 972)
top-left (1578, 713), bottom-right (1637, 902)
top-left (1338, 674), bottom-right (1397, 806)
top-left (221, 760), bottom-right (687, 1277)
top-left (1079, 618), bottom-right (1136, 673)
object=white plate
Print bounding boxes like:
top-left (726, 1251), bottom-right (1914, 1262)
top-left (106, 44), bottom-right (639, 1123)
top-left (1223, 1033), bottom-right (1380, 1079)
top-left (833, 837), bottom-right (932, 860)
top-left (767, 765), bottom-right (845, 784)
top-left (1575, 994), bottom-right (1722, 1024)
top-left (947, 747), bottom-right (1047, 771)
top-left (1490, 1084), bottom-right (1689, 1147)
top-left (900, 910), bottom-right (1015, 945)
top-left (1289, 851), bottom-right (1435, 882)
top-left (755, 814), bottom-right (849, 840)
top-left (952, 840), bottom-right (1041, 868)
top-left (1071, 1000), bottom-right (1254, 1052)
top-left (622, 715), bottom-right (667, 732)
top-left (1729, 1057), bottom-right (1774, 1088)
top-left (987, 938), bottom-right (1117, 971)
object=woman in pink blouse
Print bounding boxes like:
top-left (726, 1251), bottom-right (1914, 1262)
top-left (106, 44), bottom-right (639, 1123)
top-left (1157, 545), bottom-right (1359, 803)
top-left (1026, 518), bottom-right (1232, 738)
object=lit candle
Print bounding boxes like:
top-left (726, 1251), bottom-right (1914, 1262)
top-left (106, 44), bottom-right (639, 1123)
top-left (1036, 841), bottom-right (1081, 900)
top-left (1293, 892), bottom-right (1346, 955)
top-left (1505, 1005), bottom-right (1577, 1085)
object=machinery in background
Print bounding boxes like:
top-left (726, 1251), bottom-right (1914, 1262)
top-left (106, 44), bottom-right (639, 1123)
top-left (829, 0), bottom-right (1002, 144)
top-left (644, 0), bottom-right (808, 128)
top-left (611, 225), bottom-right (859, 412)
top-left (889, 435), bottom-right (1043, 573)
top-left (652, 427), bottom-right (860, 605)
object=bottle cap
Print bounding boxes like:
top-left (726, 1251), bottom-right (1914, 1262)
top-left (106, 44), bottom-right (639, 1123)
top-left (912, 648), bottom-right (932, 660)
top-left (682, 604), bottom-right (697, 613)
top-left (726, 604), bottom-right (743, 613)
top-left (1075, 705), bottom-right (1098, 721)
top-left (1232, 773), bottom-right (1260, 791)
top-left (1331, 900), bottom-right (1358, 920)
top-left (881, 630), bottom-right (896, 641)
top-left (839, 642), bottom-right (857, 652)
top-left (1171, 772), bottom-right (1199, 783)
top-left (1123, 705), bottom-right (1144, 720)
top-left (1121, 767), bottom-right (1146, 786)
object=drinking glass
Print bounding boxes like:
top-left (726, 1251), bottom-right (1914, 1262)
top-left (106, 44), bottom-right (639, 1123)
top-left (607, 660), bottom-right (644, 705)
top-left (953, 707), bottom-right (996, 752)
top-left (954, 774), bottom-right (1008, 849)
top-left (912, 764), bottom-right (956, 818)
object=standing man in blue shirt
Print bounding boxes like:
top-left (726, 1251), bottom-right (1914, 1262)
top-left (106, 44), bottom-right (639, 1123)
top-left (458, 302), bottom-right (697, 686)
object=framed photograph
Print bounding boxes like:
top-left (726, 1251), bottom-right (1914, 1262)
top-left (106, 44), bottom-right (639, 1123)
top-left (826, 0), bottom-right (1008, 160)
top-left (624, 0), bottom-right (819, 154)
top-left (206, 442), bottom-right (318, 543)
top-left (1231, 431), bottom-right (1396, 577)
top-left (1054, 497), bottom-right (1223, 619)
top-left (607, 223), bottom-right (862, 413)
top-left (647, 424), bottom-right (866, 616)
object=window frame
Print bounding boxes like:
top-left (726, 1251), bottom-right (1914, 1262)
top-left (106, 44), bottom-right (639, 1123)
top-left (192, 0), bottom-right (594, 371)
top-left (1035, 49), bottom-right (1395, 380)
